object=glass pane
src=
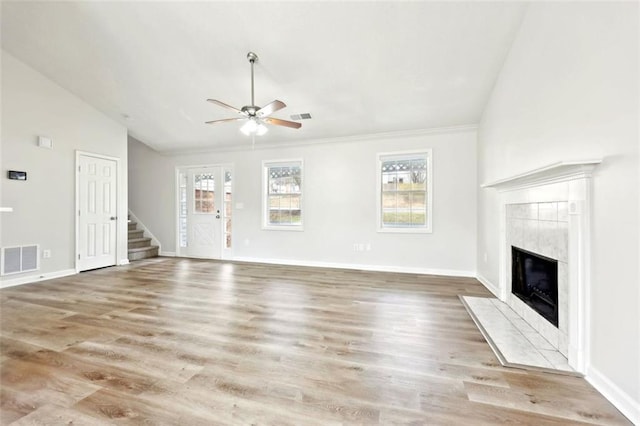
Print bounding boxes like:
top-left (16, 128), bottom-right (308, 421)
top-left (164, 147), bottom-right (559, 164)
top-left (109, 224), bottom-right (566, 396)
top-left (226, 234), bottom-right (232, 248)
top-left (382, 172), bottom-right (397, 191)
top-left (411, 210), bottom-right (426, 226)
top-left (398, 192), bottom-right (410, 209)
top-left (224, 170), bottom-right (232, 222)
top-left (194, 173), bottom-right (215, 214)
top-left (269, 195), bottom-right (281, 209)
top-left (269, 210), bottom-right (280, 224)
top-left (411, 159), bottom-right (427, 190)
top-left (225, 218), bottom-right (232, 233)
top-left (382, 192), bottom-right (396, 208)
top-left (382, 211), bottom-right (397, 225)
top-left (412, 191), bottom-right (426, 209)
top-left (279, 210), bottom-right (292, 224)
top-left (281, 195), bottom-right (292, 210)
top-left (291, 210), bottom-right (302, 224)
top-left (202, 200), bottom-right (214, 213)
top-left (290, 195), bottom-right (301, 210)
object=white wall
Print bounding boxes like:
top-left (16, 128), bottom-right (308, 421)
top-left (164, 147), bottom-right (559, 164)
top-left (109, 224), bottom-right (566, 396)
top-left (477, 2), bottom-right (639, 420)
top-left (129, 127), bottom-right (477, 275)
top-left (1, 51), bottom-right (129, 284)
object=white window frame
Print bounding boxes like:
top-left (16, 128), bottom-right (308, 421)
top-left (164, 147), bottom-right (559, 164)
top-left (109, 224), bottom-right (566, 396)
top-left (376, 149), bottom-right (433, 234)
top-left (262, 159), bottom-right (304, 231)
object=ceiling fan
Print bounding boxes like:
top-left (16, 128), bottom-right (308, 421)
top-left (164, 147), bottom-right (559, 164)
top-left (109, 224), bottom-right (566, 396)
top-left (205, 52), bottom-right (301, 136)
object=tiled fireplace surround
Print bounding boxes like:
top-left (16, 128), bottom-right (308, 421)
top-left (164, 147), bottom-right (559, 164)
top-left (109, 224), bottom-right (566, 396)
top-left (484, 161), bottom-right (600, 374)
top-left (505, 201), bottom-right (569, 357)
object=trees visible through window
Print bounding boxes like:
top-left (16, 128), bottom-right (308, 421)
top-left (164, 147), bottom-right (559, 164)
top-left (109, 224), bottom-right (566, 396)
top-left (264, 160), bottom-right (303, 229)
top-left (378, 151), bottom-right (432, 232)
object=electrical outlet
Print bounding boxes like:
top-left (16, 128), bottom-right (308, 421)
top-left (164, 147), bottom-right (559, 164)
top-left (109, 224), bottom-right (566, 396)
top-left (43, 249), bottom-right (51, 259)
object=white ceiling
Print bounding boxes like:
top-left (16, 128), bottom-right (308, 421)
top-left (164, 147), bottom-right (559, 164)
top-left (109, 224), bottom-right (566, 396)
top-left (1, 1), bottom-right (526, 153)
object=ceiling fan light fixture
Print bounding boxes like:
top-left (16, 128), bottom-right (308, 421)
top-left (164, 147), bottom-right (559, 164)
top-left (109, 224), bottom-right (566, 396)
top-left (240, 118), bottom-right (268, 136)
top-left (256, 122), bottom-right (268, 136)
top-left (240, 119), bottom-right (256, 136)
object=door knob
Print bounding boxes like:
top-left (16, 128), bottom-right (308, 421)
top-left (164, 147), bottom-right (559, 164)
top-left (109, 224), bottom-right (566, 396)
top-left (110, 216), bottom-right (117, 220)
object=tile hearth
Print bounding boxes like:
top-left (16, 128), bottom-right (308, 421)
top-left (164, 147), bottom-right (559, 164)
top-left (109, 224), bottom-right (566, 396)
top-left (461, 296), bottom-right (579, 376)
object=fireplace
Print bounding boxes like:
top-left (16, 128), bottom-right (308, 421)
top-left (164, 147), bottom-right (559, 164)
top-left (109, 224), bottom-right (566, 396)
top-left (511, 246), bottom-right (558, 327)
top-left (481, 160), bottom-right (600, 372)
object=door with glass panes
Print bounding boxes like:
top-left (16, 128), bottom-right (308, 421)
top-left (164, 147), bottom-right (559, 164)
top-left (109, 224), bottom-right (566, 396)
top-left (178, 167), bottom-right (232, 259)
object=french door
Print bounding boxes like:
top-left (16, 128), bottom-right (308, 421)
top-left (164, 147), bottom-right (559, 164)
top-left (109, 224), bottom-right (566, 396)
top-left (178, 166), bottom-right (232, 259)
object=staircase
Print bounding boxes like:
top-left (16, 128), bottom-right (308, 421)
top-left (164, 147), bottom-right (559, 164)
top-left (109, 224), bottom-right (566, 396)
top-left (128, 219), bottom-right (159, 261)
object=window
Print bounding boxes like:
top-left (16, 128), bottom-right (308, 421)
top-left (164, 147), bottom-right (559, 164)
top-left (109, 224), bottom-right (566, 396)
top-left (194, 173), bottom-right (215, 213)
top-left (377, 150), bottom-right (432, 233)
top-left (263, 160), bottom-right (303, 230)
top-left (223, 169), bottom-right (232, 248)
top-left (178, 171), bottom-right (188, 248)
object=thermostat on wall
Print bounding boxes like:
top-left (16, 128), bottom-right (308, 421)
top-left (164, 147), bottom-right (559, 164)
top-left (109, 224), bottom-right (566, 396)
top-left (8, 170), bottom-right (27, 180)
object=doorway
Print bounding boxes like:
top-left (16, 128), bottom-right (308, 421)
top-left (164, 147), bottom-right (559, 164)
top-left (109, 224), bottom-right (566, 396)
top-left (177, 166), bottom-right (233, 259)
top-left (76, 152), bottom-right (119, 271)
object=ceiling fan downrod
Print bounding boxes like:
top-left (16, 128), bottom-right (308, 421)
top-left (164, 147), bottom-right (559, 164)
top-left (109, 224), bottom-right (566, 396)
top-left (247, 52), bottom-right (258, 108)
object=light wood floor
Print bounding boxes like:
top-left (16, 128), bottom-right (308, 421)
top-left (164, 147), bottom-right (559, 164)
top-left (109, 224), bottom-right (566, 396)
top-left (0, 258), bottom-right (631, 425)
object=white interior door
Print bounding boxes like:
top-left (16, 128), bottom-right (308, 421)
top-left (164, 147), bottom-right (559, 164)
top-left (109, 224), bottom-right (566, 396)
top-left (185, 167), bottom-right (223, 259)
top-left (78, 154), bottom-right (117, 271)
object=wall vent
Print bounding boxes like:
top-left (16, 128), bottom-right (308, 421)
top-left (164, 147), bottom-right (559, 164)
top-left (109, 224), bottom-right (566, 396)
top-left (290, 113), bottom-right (312, 120)
top-left (1, 245), bottom-right (39, 276)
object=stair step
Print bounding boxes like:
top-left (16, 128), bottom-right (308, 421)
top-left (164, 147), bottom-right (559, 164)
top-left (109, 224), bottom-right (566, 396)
top-left (128, 237), bottom-right (152, 249)
top-left (128, 245), bottom-right (159, 261)
top-left (128, 229), bottom-right (144, 239)
top-left (128, 222), bottom-right (137, 231)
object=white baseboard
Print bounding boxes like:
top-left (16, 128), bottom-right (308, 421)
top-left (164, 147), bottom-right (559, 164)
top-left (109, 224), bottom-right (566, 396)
top-left (586, 366), bottom-right (639, 425)
top-left (232, 256), bottom-right (475, 278)
top-left (119, 259), bottom-right (130, 266)
top-left (0, 268), bottom-right (77, 289)
top-left (475, 273), bottom-right (500, 298)
top-left (159, 251), bottom-right (176, 257)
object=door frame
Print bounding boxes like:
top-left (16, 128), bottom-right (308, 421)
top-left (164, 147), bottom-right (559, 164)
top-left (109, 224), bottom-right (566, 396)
top-left (175, 164), bottom-right (234, 260)
top-left (75, 151), bottom-right (123, 272)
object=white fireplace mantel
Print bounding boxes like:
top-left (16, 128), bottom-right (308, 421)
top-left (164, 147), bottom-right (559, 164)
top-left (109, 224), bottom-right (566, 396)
top-left (481, 160), bottom-right (602, 192)
top-left (481, 159), bottom-right (601, 375)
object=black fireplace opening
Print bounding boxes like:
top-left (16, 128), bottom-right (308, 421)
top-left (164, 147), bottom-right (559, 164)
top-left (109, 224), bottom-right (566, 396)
top-left (511, 246), bottom-right (558, 327)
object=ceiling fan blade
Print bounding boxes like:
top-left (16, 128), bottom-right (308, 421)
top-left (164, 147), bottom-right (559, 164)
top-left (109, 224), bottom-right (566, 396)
top-left (263, 117), bottom-right (302, 129)
top-left (207, 99), bottom-right (246, 115)
top-left (205, 117), bottom-right (246, 125)
top-left (256, 100), bottom-right (286, 118)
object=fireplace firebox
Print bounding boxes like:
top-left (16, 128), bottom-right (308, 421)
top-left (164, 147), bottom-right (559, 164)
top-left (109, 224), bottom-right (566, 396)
top-left (511, 246), bottom-right (558, 327)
